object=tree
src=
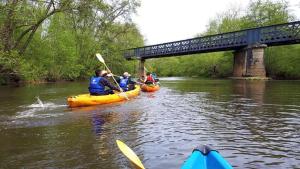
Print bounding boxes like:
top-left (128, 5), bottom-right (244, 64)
top-left (1, 0), bottom-right (74, 54)
top-left (242, 0), bottom-right (294, 28)
top-left (0, 0), bottom-right (143, 84)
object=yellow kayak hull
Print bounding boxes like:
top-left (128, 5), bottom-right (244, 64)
top-left (67, 85), bottom-right (140, 108)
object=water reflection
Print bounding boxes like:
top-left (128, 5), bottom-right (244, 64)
top-left (92, 113), bottom-right (105, 135)
top-left (70, 103), bottom-right (146, 168)
top-left (160, 78), bottom-right (300, 168)
top-left (233, 80), bottom-right (266, 105)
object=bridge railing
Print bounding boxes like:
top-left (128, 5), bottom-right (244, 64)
top-left (259, 21), bottom-right (300, 45)
top-left (124, 21), bottom-right (300, 59)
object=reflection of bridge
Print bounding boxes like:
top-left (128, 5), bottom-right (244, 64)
top-left (124, 21), bottom-right (300, 78)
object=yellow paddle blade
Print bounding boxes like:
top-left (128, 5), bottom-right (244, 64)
top-left (96, 53), bottom-right (105, 63)
top-left (116, 140), bottom-right (145, 169)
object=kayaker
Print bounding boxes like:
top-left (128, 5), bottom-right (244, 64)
top-left (151, 72), bottom-right (159, 82)
top-left (118, 72), bottom-right (136, 91)
top-left (144, 72), bottom-right (155, 85)
top-left (127, 74), bottom-right (137, 91)
top-left (138, 75), bottom-right (145, 83)
top-left (89, 70), bottom-right (120, 95)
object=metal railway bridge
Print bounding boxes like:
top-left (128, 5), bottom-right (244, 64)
top-left (123, 21), bottom-right (300, 78)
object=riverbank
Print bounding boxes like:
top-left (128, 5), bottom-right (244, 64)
top-left (0, 75), bottom-right (87, 86)
top-left (3, 74), bottom-right (300, 86)
top-left (229, 77), bottom-right (271, 80)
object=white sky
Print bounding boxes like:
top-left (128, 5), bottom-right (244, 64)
top-left (133, 0), bottom-right (300, 45)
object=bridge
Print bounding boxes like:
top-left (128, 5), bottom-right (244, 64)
top-left (124, 21), bottom-right (300, 78)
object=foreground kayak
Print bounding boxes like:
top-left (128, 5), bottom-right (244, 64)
top-left (67, 85), bottom-right (140, 108)
top-left (141, 84), bottom-right (160, 92)
top-left (181, 145), bottom-right (233, 169)
top-left (116, 140), bottom-right (233, 169)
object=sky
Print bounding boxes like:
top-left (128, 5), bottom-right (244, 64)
top-left (132, 0), bottom-right (300, 45)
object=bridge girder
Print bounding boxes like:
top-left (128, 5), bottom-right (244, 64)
top-left (124, 21), bottom-right (300, 60)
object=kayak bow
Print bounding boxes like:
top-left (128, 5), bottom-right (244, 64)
top-left (181, 145), bottom-right (233, 169)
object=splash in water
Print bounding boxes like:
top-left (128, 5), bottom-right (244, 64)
top-left (36, 96), bottom-right (44, 108)
top-left (25, 97), bottom-right (47, 108)
top-left (15, 97), bottom-right (66, 119)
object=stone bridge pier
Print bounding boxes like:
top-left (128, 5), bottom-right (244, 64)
top-left (233, 44), bottom-right (267, 78)
top-left (139, 59), bottom-right (145, 80)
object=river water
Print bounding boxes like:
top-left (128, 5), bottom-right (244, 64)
top-left (0, 78), bottom-right (299, 169)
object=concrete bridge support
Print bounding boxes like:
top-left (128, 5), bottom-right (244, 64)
top-left (233, 44), bottom-right (267, 78)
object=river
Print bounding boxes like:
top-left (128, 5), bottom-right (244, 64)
top-left (0, 78), bottom-right (299, 169)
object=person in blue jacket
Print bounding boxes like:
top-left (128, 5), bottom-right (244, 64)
top-left (118, 72), bottom-right (136, 91)
top-left (89, 70), bottom-right (120, 95)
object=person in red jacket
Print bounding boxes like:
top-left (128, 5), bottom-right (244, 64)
top-left (144, 72), bottom-right (155, 85)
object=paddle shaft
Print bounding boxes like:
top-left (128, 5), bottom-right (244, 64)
top-left (102, 63), bottom-right (129, 100)
top-left (103, 63), bottom-right (121, 89)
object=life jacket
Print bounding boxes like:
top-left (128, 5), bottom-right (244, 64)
top-left (146, 75), bottom-right (154, 82)
top-left (119, 77), bottom-right (129, 90)
top-left (89, 76), bottom-right (105, 93)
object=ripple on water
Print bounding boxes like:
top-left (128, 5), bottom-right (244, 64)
top-left (123, 86), bottom-right (300, 168)
top-left (1, 80), bottom-right (300, 169)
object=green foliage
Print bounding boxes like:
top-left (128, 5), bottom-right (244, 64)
top-left (97, 23), bottom-right (144, 76)
top-left (265, 44), bottom-right (300, 79)
top-left (0, 51), bottom-right (20, 72)
top-left (242, 0), bottom-right (294, 28)
top-left (0, 50), bottom-right (20, 84)
top-left (149, 52), bottom-right (233, 78)
top-left (0, 0), bottom-right (143, 83)
top-left (203, 7), bottom-right (244, 35)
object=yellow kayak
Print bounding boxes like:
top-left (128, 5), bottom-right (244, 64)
top-left (67, 85), bottom-right (140, 108)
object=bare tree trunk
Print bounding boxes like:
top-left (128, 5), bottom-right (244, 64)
top-left (18, 9), bottom-right (60, 55)
top-left (17, 0), bottom-right (59, 55)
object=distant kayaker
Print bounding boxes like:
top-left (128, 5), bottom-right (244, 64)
top-left (144, 72), bottom-right (155, 85)
top-left (151, 72), bottom-right (157, 80)
top-left (118, 72), bottom-right (136, 91)
top-left (89, 70), bottom-right (120, 95)
top-left (138, 75), bottom-right (145, 83)
top-left (151, 72), bottom-right (159, 82)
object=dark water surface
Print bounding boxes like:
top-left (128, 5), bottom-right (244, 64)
top-left (0, 78), bottom-right (299, 169)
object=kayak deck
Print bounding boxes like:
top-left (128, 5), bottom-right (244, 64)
top-left (181, 145), bottom-right (233, 169)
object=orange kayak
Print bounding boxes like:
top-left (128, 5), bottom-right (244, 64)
top-left (141, 84), bottom-right (160, 92)
top-left (67, 85), bottom-right (140, 108)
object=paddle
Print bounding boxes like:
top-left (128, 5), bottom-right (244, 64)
top-left (116, 140), bottom-right (146, 169)
top-left (96, 53), bottom-right (129, 100)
